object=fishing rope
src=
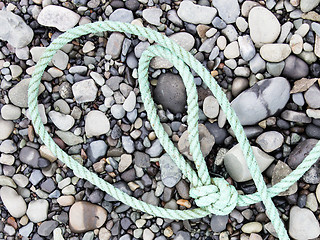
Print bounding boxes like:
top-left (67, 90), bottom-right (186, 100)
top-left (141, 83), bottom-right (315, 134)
top-left (28, 21), bottom-right (320, 240)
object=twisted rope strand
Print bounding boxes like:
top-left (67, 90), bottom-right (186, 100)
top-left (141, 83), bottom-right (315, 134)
top-left (27, 21), bottom-right (320, 240)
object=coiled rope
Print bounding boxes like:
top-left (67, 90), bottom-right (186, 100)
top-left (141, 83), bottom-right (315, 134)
top-left (28, 21), bottom-right (320, 240)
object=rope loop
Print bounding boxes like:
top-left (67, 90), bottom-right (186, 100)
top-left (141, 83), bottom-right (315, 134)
top-left (190, 178), bottom-right (238, 215)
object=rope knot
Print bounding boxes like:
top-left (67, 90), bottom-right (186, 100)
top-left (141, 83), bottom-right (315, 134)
top-left (189, 178), bottom-right (238, 215)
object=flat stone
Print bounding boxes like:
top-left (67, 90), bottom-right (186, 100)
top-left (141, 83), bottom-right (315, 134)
top-left (38, 220), bottom-right (58, 237)
top-left (289, 206), bottom-right (320, 239)
top-left (134, 151), bottom-right (151, 168)
top-left (231, 77), bottom-right (290, 126)
top-left (142, 8), bottom-right (162, 26)
top-left (90, 72), bottom-right (105, 86)
top-left (256, 131), bottom-right (284, 152)
top-left (212, 0), bottom-right (240, 23)
top-left (85, 110), bottom-right (110, 137)
top-left (19, 223), bottom-right (34, 238)
top-left (241, 222), bottom-right (263, 234)
top-left (52, 50), bottom-right (69, 70)
top-left (8, 78), bottom-right (45, 108)
top-left (238, 35), bottom-right (256, 61)
top-left (224, 41), bottom-right (240, 59)
top-left (1, 104), bottom-right (21, 120)
top-left (0, 11), bottom-right (33, 48)
top-left (224, 143), bottom-right (274, 182)
top-left (249, 53), bottom-right (266, 74)
top-left (145, 139), bottom-right (163, 157)
top-left (154, 73), bottom-right (186, 114)
top-left (281, 110), bottom-right (311, 123)
top-left (49, 111), bottom-right (74, 131)
top-left (248, 6), bottom-right (280, 46)
top-left (260, 44), bottom-right (291, 62)
top-left (106, 32), bottom-right (125, 59)
top-left (282, 55), bottom-right (309, 80)
top-left (37, 5), bottom-right (80, 31)
top-left (0, 186), bottom-right (27, 218)
top-left (72, 79), bottom-right (98, 103)
top-left (300, 0), bottom-right (320, 12)
top-left (178, 124), bottom-right (215, 161)
top-left (0, 117), bottom-right (14, 140)
top-left (109, 9), bottom-right (134, 23)
top-left (111, 104), bottom-right (126, 119)
top-left (203, 95), bottom-right (219, 119)
top-left (56, 131), bottom-right (83, 146)
top-left (69, 201), bottom-right (107, 233)
top-left (159, 153), bottom-right (182, 188)
top-left (177, 1), bottom-right (217, 24)
top-left (0, 175), bottom-right (16, 188)
top-left (27, 199), bottom-right (49, 223)
top-left (271, 161), bottom-right (297, 196)
top-left (0, 154), bottom-right (15, 166)
top-left (304, 84), bottom-right (320, 109)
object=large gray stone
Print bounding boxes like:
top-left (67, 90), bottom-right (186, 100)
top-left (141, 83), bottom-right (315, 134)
top-left (37, 5), bottom-right (80, 31)
top-left (0, 10), bottom-right (33, 48)
top-left (177, 1), bottom-right (217, 24)
top-left (231, 77), bottom-right (290, 126)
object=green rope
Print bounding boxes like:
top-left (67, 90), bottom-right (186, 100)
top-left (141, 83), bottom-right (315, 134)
top-left (27, 21), bottom-right (320, 240)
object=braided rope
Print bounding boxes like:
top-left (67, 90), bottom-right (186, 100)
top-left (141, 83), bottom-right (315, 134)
top-left (27, 21), bottom-right (320, 240)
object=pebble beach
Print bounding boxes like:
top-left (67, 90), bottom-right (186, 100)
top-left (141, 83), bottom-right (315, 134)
top-left (1, 0), bottom-right (320, 239)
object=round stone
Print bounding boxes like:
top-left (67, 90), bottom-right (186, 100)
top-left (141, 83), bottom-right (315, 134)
top-left (248, 7), bottom-right (280, 46)
top-left (19, 147), bottom-right (40, 168)
top-left (111, 104), bottom-right (126, 119)
top-left (26, 200), bottom-right (49, 223)
top-left (282, 55), bottom-right (309, 80)
top-left (289, 206), bottom-right (320, 239)
top-left (72, 79), bottom-right (98, 104)
top-left (241, 222), bottom-right (263, 234)
top-left (0, 117), bottom-right (14, 140)
top-left (203, 96), bottom-right (219, 119)
top-left (142, 8), bottom-right (162, 26)
top-left (85, 110), bottom-right (110, 137)
top-left (304, 84), bottom-right (320, 109)
top-left (69, 201), bottom-right (107, 233)
top-left (1, 104), bottom-right (21, 120)
top-left (154, 73), bottom-right (187, 114)
top-left (256, 131), bottom-right (284, 152)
